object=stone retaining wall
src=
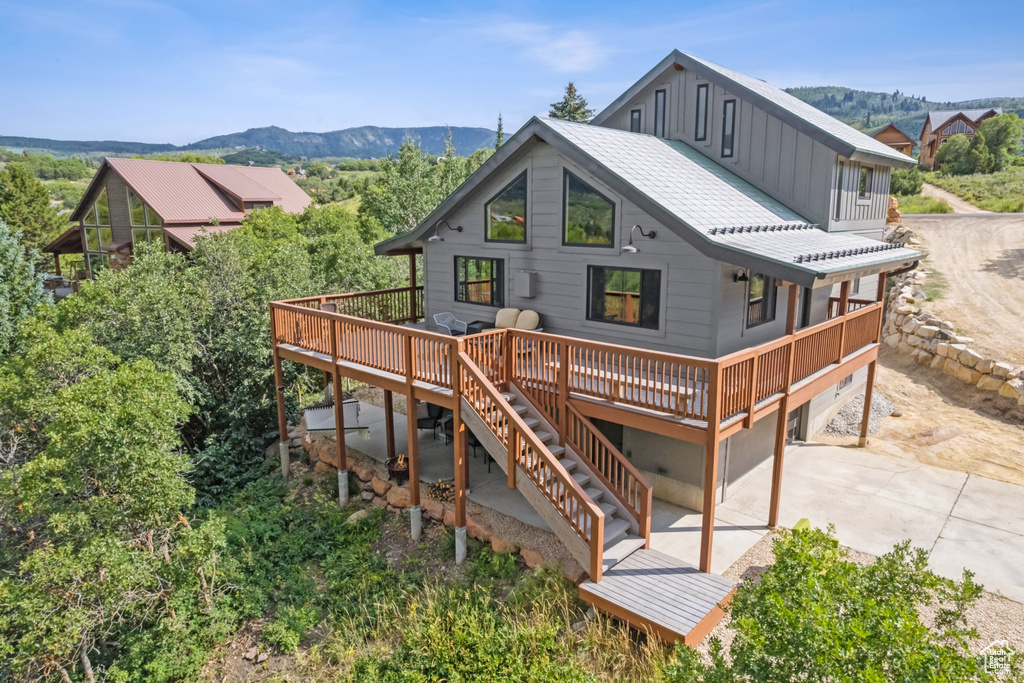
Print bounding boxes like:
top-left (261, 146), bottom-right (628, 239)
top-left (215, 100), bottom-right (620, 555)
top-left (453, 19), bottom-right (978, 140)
top-left (883, 263), bottom-right (1024, 421)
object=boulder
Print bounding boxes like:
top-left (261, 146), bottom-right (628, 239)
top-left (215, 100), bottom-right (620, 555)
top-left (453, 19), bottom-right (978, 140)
top-left (303, 433), bottom-right (313, 451)
top-left (902, 319), bottom-right (920, 335)
top-left (313, 461), bottom-right (333, 474)
top-left (371, 476), bottom-right (393, 496)
top-left (916, 351), bottom-right (934, 365)
top-left (422, 498), bottom-right (445, 520)
top-left (992, 362), bottom-right (1014, 379)
top-left (943, 358), bottom-right (962, 376)
top-left (1006, 367), bottom-right (1022, 380)
top-left (948, 343), bottom-right (967, 357)
top-left (346, 508), bottom-right (371, 525)
top-left (906, 334), bottom-right (922, 348)
top-left (371, 496), bottom-right (388, 509)
top-left (520, 548), bottom-right (545, 569)
top-left (958, 348), bottom-right (983, 368)
top-left (929, 354), bottom-right (945, 370)
top-left (562, 558), bottom-right (586, 583)
top-left (884, 333), bottom-right (901, 349)
top-left (956, 366), bottom-right (983, 385)
top-left (934, 329), bottom-right (954, 341)
top-left (360, 491), bottom-right (375, 502)
top-left (977, 375), bottom-right (1004, 392)
top-left (491, 535), bottom-right (520, 554)
top-left (466, 516), bottom-right (492, 542)
top-left (353, 462), bottom-right (375, 482)
top-left (998, 379), bottom-right (1024, 400)
top-left (386, 486), bottom-right (412, 509)
top-left (935, 342), bottom-right (951, 358)
top-left (896, 342), bottom-right (916, 355)
top-left (895, 304), bottom-right (915, 316)
top-left (976, 359), bottom-right (996, 374)
top-left (443, 509), bottom-right (456, 526)
top-left (917, 325), bottom-right (939, 338)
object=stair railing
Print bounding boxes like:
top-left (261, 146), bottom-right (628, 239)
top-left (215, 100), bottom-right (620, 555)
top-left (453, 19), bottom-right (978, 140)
top-left (458, 350), bottom-right (606, 580)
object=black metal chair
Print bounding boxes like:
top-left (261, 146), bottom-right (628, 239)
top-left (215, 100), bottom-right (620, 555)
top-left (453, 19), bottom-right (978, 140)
top-left (442, 418), bottom-right (490, 472)
top-left (417, 403), bottom-right (445, 439)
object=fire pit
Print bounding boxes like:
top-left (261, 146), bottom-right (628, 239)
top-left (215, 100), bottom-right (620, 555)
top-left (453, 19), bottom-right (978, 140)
top-left (386, 454), bottom-right (409, 485)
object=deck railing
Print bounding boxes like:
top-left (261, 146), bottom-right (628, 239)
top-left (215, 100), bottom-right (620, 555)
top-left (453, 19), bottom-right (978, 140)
top-left (273, 293), bottom-right (883, 430)
top-left (828, 296), bottom-right (875, 319)
top-left (281, 286), bottom-right (423, 324)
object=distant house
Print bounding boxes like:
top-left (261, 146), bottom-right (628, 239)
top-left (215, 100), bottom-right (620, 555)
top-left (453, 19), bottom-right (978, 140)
top-left (44, 158), bottom-right (311, 278)
top-left (872, 124), bottom-right (915, 157)
top-left (919, 108), bottom-right (1002, 169)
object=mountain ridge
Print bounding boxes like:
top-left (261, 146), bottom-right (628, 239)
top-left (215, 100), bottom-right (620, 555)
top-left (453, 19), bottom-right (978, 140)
top-left (0, 125), bottom-right (497, 159)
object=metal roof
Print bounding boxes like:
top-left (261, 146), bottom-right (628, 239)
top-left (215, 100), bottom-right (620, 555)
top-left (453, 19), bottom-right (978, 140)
top-left (924, 108), bottom-right (1002, 133)
top-left (71, 158), bottom-right (310, 223)
top-left (591, 50), bottom-right (917, 170)
top-left (43, 225), bottom-right (84, 254)
top-left (376, 117), bottom-right (922, 287)
top-left (162, 223), bottom-right (239, 250)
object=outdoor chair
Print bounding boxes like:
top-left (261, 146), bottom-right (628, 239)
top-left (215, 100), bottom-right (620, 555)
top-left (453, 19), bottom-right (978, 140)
top-left (434, 312), bottom-right (467, 336)
top-left (416, 402), bottom-right (445, 439)
top-left (485, 308), bottom-right (543, 332)
top-left (442, 418), bottom-right (489, 472)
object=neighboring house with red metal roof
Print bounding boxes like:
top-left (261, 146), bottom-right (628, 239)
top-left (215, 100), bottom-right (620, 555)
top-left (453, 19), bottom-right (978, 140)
top-left (918, 108), bottom-right (1002, 169)
top-left (43, 157), bottom-right (311, 277)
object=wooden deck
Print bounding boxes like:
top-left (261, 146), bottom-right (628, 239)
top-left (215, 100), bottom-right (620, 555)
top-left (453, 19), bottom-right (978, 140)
top-left (578, 549), bottom-right (735, 645)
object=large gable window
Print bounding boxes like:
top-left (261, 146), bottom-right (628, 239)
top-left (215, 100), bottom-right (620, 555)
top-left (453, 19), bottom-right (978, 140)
top-left (563, 170), bottom-right (614, 247)
top-left (485, 171), bottom-right (527, 243)
top-left (82, 189), bottom-right (111, 276)
top-left (588, 266), bottom-right (660, 329)
top-left (747, 273), bottom-right (777, 327)
top-left (721, 99), bottom-right (736, 158)
top-left (695, 83), bottom-right (709, 141)
top-left (128, 188), bottom-right (163, 247)
top-left (455, 256), bottom-right (504, 307)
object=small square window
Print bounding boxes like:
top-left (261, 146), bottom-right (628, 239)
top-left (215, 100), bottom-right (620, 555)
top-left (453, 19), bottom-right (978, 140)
top-left (455, 256), bottom-right (504, 307)
top-left (838, 374), bottom-right (853, 391)
top-left (587, 266), bottom-right (660, 329)
top-left (859, 167), bottom-right (873, 199)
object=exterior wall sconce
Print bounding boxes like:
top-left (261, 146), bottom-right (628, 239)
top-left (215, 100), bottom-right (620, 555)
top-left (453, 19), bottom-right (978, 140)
top-left (734, 268), bottom-right (750, 282)
top-left (427, 219), bottom-right (462, 242)
top-left (621, 224), bottom-right (656, 253)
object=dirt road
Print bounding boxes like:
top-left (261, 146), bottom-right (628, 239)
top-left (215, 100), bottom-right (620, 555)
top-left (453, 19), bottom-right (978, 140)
top-left (903, 214), bottom-right (1024, 365)
top-left (920, 182), bottom-right (989, 213)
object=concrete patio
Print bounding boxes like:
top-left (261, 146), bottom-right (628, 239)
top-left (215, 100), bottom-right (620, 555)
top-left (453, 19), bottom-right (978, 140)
top-left (334, 401), bottom-right (1024, 603)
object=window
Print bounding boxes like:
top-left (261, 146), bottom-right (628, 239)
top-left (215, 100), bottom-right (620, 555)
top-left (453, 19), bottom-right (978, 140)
top-left (563, 170), bottom-right (614, 247)
top-left (127, 188), bottom-right (163, 248)
top-left (587, 266), bottom-right (660, 329)
top-left (695, 83), bottom-right (709, 141)
top-left (940, 138), bottom-right (948, 145)
top-left (941, 125), bottom-right (951, 136)
top-left (455, 256), bottom-right (504, 307)
top-left (837, 374), bottom-right (853, 391)
top-left (852, 278), bottom-right (861, 295)
top-left (82, 189), bottom-right (111, 277)
top-left (82, 189), bottom-right (110, 227)
top-left (858, 167), bottom-right (873, 199)
top-left (244, 201), bottom-right (271, 211)
top-left (485, 171), bottom-right (527, 243)
top-left (654, 89), bottom-right (666, 138)
top-left (721, 99), bottom-right (736, 157)
top-left (630, 109), bottom-right (642, 133)
top-left (966, 125), bottom-right (974, 135)
top-left (834, 161), bottom-right (845, 221)
top-left (746, 273), bottom-right (777, 327)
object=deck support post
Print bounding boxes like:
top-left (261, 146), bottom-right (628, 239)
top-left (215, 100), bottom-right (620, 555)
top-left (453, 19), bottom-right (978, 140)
top-left (383, 389), bottom-right (396, 462)
top-left (408, 253), bottom-right (418, 322)
top-left (699, 367), bottom-right (722, 574)
top-left (858, 361), bottom-right (877, 447)
top-left (271, 324), bottom-right (290, 481)
top-left (407, 394), bottom-right (421, 539)
top-left (330, 320), bottom-right (349, 505)
top-left (53, 253), bottom-right (62, 277)
top-left (455, 526), bottom-right (467, 564)
top-left (451, 342), bottom-right (468, 564)
top-left (337, 469), bottom-right (349, 507)
top-left (768, 396), bottom-right (789, 528)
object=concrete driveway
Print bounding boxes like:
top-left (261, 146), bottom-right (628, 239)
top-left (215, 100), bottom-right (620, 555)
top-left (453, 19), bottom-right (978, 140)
top-left (717, 442), bottom-right (1024, 603)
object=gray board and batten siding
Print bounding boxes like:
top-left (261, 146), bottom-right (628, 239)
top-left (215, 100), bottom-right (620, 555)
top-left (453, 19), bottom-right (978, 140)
top-left (592, 51), bottom-right (905, 237)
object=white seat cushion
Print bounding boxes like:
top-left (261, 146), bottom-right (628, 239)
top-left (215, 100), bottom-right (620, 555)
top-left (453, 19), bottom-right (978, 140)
top-left (515, 309), bottom-right (540, 330)
top-left (493, 308), bottom-right (521, 329)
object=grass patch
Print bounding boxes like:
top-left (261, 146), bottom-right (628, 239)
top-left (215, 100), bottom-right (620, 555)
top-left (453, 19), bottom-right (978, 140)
top-left (925, 167), bottom-right (1024, 212)
top-left (917, 266), bottom-right (949, 305)
top-left (894, 193), bottom-right (952, 214)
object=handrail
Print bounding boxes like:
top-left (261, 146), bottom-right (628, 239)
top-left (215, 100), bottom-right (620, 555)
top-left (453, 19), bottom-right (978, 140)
top-left (828, 295), bottom-right (875, 319)
top-left (565, 402), bottom-right (652, 544)
top-left (458, 350), bottom-right (606, 581)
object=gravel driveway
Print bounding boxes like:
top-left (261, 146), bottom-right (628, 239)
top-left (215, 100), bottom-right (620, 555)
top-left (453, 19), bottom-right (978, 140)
top-left (904, 214), bottom-right (1024, 365)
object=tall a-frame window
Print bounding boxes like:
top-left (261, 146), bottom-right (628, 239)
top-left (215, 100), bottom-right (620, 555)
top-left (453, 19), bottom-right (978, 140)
top-left (654, 89), bottom-right (667, 138)
top-left (127, 188), bottom-right (163, 247)
top-left (695, 83), bottom-right (709, 141)
top-left (82, 188), bottom-right (112, 275)
top-left (563, 170), bottom-right (614, 247)
top-left (485, 171), bottom-right (527, 243)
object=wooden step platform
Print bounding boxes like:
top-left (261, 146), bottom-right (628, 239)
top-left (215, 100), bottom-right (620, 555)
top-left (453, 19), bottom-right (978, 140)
top-left (578, 549), bottom-right (735, 646)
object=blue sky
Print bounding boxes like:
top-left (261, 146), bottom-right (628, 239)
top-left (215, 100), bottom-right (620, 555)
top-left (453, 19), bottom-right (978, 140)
top-left (1, 0), bottom-right (1021, 144)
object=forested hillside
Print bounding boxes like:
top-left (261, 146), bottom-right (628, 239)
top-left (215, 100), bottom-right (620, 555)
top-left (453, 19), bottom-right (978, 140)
top-left (786, 86), bottom-right (1024, 140)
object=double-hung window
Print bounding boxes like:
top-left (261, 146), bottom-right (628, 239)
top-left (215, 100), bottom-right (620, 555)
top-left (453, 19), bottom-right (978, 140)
top-left (587, 266), bottom-right (660, 329)
top-left (746, 273), bottom-right (777, 327)
top-left (695, 83), bottom-right (709, 141)
top-left (563, 170), bottom-right (614, 247)
top-left (654, 89), bottom-right (666, 138)
top-left (455, 256), bottom-right (504, 307)
top-left (721, 99), bottom-right (736, 157)
top-left (485, 171), bottom-right (527, 243)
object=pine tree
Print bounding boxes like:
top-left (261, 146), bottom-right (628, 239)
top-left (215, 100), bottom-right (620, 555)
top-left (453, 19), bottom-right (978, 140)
top-left (0, 164), bottom-right (70, 267)
top-left (548, 82), bottom-right (594, 123)
top-left (495, 113), bottom-right (505, 150)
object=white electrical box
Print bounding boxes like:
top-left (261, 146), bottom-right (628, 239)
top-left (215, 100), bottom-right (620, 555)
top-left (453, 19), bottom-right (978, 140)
top-left (515, 270), bottom-right (537, 298)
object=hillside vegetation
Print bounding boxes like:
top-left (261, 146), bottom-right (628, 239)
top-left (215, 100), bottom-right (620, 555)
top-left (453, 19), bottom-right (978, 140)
top-left (926, 166), bottom-right (1024, 212)
top-left (787, 86), bottom-right (1024, 141)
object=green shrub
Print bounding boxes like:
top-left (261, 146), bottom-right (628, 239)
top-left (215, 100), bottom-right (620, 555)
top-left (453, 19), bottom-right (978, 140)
top-left (889, 166), bottom-right (924, 195)
top-left (893, 194), bottom-right (952, 214)
top-left (469, 546), bottom-right (520, 583)
top-left (263, 603), bottom-right (322, 652)
top-left (925, 166), bottom-right (1024, 212)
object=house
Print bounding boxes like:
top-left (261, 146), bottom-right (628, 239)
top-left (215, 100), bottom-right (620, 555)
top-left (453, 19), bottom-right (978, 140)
top-left (918, 108), bottom-right (1002, 169)
top-left (269, 50), bottom-right (921, 643)
top-left (43, 157), bottom-right (311, 278)
top-left (872, 123), bottom-right (915, 156)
